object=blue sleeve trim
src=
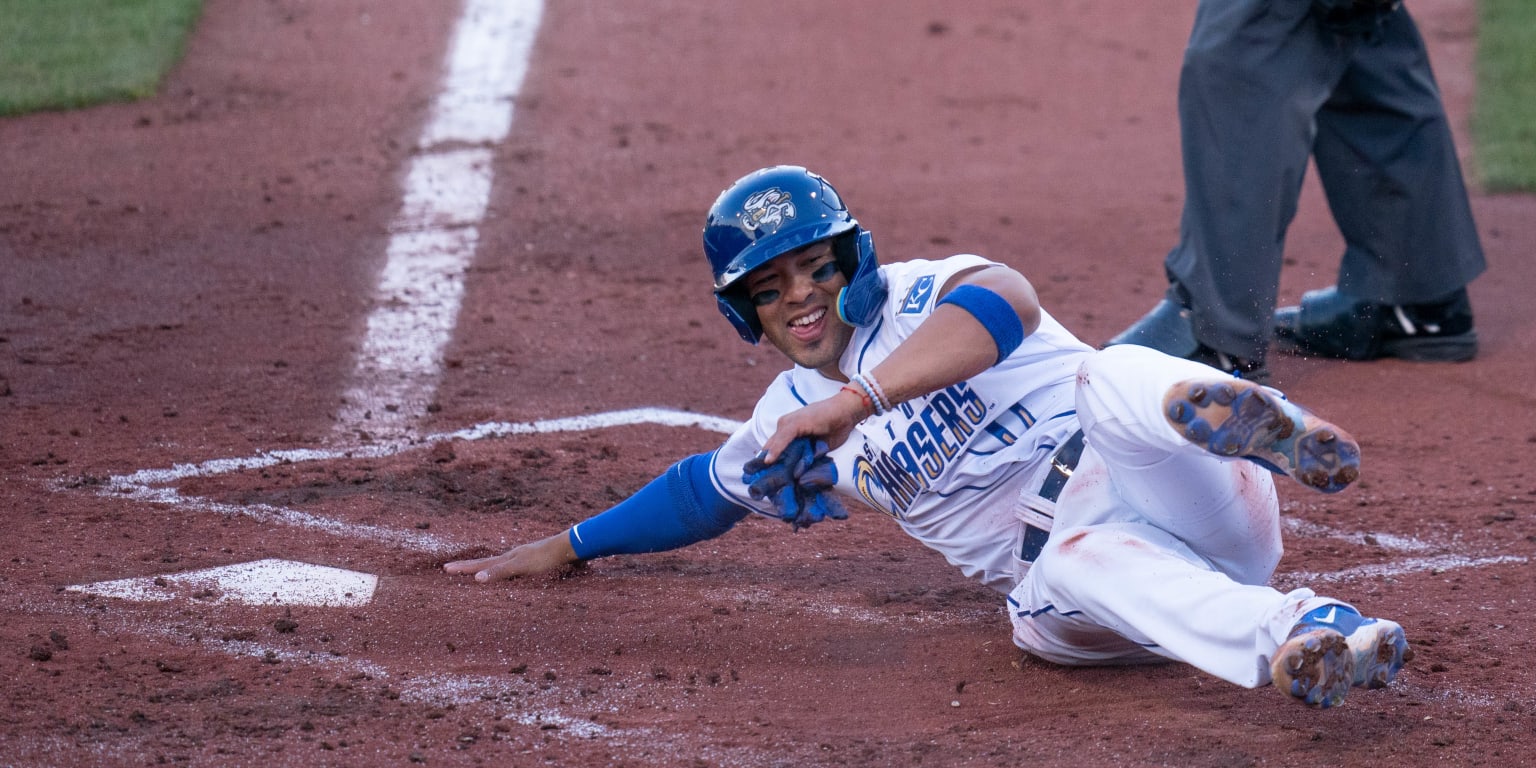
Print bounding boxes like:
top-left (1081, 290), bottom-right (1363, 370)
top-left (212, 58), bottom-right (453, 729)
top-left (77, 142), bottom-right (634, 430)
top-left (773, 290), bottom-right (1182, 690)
top-left (938, 284), bottom-right (1025, 364)
top-left (567, 452), bottom-right (750, 560)
top-left (786, 379), bottom-right (811, 407)
top-left (854, 315), bottom-right (885, 370)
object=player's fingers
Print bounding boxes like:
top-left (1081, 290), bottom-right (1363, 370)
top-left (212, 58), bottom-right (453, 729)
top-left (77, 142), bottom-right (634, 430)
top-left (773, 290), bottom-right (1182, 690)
top-left (476, 557), bottom-right (529, 582)
top-left (765, 396), bottom-right (863, 463)
top-left (757, 436), bottom-right (788, 465)
top-left (443, 554), bottom-right (504, 574)
top-left (761, 414), bottom-right (816, 463)
top-left (761, 428), bottom-right (811, 465)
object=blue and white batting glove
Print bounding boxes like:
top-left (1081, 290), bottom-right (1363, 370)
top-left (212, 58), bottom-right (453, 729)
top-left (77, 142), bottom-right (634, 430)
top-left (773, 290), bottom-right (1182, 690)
top-left (742, 438), bottom-right (848, 530)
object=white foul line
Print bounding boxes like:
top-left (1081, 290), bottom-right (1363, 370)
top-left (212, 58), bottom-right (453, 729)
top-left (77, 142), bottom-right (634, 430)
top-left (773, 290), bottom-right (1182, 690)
top-left (335, 0), bottom-right (545, 439)
top-left (1278, 554), bottom-right (1529, 586)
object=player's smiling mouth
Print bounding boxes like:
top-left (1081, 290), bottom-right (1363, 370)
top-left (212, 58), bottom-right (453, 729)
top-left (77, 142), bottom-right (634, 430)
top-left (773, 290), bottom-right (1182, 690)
top-left (788, 307), bottom-right (827, 339)
top-left (790, 308), bottom-right (825, 327)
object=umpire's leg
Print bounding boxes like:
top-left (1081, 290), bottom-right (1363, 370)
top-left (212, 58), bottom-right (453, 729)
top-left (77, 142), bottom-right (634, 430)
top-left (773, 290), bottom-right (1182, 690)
top-left (1311, 6), bottom-right (1486, 304)
top-left (1164, 0), bottom-right (1349, 359)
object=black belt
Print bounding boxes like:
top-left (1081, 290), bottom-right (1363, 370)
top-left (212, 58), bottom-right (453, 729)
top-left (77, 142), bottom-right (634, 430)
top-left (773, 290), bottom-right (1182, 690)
top-left (1019, 429), bottom-right (1085, 564)
top-left (1038, 429), bottom-right (1085, 503)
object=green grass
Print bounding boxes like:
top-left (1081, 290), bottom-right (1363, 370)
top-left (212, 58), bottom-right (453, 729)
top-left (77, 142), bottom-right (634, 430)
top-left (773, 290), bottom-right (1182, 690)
top-left (0, 0), bottom-right (204, 116)
top-left (1473, 0), bottom-right (1536, 192)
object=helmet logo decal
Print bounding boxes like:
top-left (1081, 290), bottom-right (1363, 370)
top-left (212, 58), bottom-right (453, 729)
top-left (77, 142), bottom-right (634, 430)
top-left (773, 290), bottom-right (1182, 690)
top-left (741, 187), bottom-right (796, 232)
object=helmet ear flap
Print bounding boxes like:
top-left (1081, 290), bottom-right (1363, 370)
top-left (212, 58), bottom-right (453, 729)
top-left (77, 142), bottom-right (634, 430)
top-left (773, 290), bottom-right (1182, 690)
top-left (835, 229), bottom-right (886, 327)
top-left (716, 292), bottom-right (761, 344)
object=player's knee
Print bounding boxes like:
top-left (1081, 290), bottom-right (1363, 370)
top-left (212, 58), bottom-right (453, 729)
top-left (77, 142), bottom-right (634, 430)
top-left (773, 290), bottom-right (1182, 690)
top-left (1075, 346), bottom-right (1150, 418)
top-left (1079, 344), bottom-right (1154, 383)
top-left (1215, 528), bottom-right (1284, 585)
top-left (1080, 346), bottom-right (1120, 378)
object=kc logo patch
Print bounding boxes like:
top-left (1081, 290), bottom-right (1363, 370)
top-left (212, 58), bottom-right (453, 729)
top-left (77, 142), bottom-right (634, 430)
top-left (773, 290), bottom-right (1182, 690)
top-left (741, 187), bottom-right (795, 232)
top-left (900, 275), bottom-right (936, 314)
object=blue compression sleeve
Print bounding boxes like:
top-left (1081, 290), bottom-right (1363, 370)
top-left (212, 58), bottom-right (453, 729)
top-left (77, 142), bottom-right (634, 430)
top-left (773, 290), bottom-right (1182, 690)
top-left (937, 284), bottom-right (1026, 364)
top-left (567, 451), bottom-right (751, 560)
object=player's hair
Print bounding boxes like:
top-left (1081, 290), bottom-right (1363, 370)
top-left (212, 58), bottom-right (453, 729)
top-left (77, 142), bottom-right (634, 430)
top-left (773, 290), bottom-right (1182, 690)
top-left (702, 165), bottom-right (886, 344)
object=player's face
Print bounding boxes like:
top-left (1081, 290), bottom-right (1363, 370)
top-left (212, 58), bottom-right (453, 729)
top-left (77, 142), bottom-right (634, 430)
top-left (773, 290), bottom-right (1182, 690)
top-left (745, 240), bottom-right (854, 377)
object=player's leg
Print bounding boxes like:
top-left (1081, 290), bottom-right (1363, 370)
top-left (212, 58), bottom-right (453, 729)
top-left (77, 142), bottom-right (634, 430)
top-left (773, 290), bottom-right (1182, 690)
top-left (1055, 346), bottom-right (1405, 705)
top-left (1009, 520), bottom-right (1410, 706)
top-left (1010, 520), bottom-right (1306, 686)
top-left (1072, 344), bottom-right (1349, 581)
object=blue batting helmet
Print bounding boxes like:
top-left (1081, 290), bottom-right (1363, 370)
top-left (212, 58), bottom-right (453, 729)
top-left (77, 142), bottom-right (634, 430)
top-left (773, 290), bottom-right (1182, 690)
top-left (703, 166), bottom-right (887, 344)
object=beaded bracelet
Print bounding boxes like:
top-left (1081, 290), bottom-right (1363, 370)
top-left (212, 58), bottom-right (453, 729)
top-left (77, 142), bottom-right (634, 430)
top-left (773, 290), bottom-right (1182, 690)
top-left (863, 372), bottom-right (893, 414)
top-left (851, 373), bottom-right (892, 416)
top-left (851, 375), bottom-right (882, 416)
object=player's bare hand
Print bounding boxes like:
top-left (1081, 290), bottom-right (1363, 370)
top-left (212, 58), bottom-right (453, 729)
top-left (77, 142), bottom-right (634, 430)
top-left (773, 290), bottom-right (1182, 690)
top-left (760, 387), bottom-right (867, 463)
top-left (444, 531), bottom-right (579, 582)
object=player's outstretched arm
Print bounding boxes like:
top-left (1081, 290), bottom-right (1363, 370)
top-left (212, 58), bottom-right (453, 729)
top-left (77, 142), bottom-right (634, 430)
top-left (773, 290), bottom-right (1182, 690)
top-left (444, 452), bottom-right (752, 584)
top-left (444, 531), bottom-right (578, 582)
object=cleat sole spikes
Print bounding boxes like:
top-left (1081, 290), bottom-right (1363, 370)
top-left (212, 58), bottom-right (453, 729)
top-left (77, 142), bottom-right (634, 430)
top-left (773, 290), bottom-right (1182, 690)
top-left (1348, 619), bottom-right (1411, 690)
top-left (1274, 607), bottom-right (1413, 707)
top-left (1272, 629), bottom-right (1354, 709)
top-left (1163, 379), bottom-right (1360, 493)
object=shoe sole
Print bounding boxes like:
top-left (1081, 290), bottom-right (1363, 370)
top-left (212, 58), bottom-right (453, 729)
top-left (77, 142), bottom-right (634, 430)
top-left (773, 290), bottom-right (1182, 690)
top-left (1274, 330), bottom-right (1478, 363)
top-left (1163, 380), bottom-right (1361, 493)
top-left (1349, 619), bottom-right (1412, 689)
top-left (1381, 332), bottom-right (1478, 363)
top-left (1272, 628), bottom-right (1354, 708)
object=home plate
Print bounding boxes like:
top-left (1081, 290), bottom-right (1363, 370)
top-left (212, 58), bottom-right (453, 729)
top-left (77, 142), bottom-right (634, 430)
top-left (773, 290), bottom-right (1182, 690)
top-left (67, 559), bottom-right (377, 607)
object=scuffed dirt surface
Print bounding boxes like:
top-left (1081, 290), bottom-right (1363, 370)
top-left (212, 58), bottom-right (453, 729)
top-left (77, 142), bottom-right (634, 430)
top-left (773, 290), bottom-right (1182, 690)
top-left (3, 0), bottom-right (1535, 765)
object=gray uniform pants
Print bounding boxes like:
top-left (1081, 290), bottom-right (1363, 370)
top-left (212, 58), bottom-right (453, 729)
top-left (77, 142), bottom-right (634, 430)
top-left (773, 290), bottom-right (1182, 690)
top-left (1165, 0), bottom-right (1485, 359)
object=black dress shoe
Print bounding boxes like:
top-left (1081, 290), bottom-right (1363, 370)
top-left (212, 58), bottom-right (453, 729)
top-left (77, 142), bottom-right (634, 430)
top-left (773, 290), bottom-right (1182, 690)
top-left (1107, 299), bottom-right (1269, 380)
top-left (1273, 286), bottom-right (1477, 362)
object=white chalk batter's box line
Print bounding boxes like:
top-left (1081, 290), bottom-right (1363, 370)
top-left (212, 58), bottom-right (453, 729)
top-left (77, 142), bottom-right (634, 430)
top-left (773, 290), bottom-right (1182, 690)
top-left (52, 406), bottom-right (1526, 599)
top-left (65, 407), bottom-right (742, 556)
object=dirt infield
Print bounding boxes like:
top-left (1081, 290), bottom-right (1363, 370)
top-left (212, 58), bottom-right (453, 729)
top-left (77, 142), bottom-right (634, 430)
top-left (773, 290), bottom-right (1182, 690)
top-left (3, 0), bottom-right (1534, 765)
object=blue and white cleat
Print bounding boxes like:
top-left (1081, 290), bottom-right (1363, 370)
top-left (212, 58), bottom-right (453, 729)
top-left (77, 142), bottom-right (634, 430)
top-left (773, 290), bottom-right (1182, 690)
top-left (1163, 378), bottom-right (1361, 493)
top-left (1270, 604), bottom-right (1412, 708)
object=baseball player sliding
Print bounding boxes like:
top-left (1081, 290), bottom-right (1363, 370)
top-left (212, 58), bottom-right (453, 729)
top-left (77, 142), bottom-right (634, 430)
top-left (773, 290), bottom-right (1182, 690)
top-left (447, 165), bottom-right (1411, 708)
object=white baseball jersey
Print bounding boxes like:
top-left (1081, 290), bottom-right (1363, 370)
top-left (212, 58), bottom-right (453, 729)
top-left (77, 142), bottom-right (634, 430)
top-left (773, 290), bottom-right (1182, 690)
top-left (709, 254), bottom-right (1093, 592)
top-left (705, 255), bottom-right (1348, 688)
